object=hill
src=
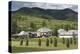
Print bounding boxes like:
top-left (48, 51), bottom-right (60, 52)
top-left (10, 7), bottom-right (78, 34)
top-left (11, 7), bottom-right (78, 21)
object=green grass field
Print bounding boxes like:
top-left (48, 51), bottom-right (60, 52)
top-left (10, 37), bottom-right (78, 53)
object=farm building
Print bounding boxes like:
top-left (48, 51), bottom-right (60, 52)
top-left (12, 31), bottom-right (37, 38)
top-left (37, 27), bottom-right (52, 37)
top-left (12, 31), bottom-right (29, 38)
top-left (58, 29), bottom-right (78, 38)
top-left (12, 28), bottom-right (78, 38)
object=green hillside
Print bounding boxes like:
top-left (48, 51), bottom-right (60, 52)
top-left (10, 7), bottom-right (78, 34)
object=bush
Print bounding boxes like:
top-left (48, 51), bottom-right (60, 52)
top-left (50, 38), bottom-right (53, 44)
top-left (46, 38), bottom-right (49, 47)
top-left (66, 38), bottom-right (70, 48)
top-left (62, 37), bottom-right (65, 44)
top-left (54, 38), bottom-right (57, 47)
top-left (20, 39), bottom-right (23, 46)
top-left (38, 38), bottom-right (41, 46)
top-left (26, 39), bottom-right (29, 46)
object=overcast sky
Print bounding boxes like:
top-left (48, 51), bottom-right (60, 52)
top-left (11, 1), bottom-right (78, 12)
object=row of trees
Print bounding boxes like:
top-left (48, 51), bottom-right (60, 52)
top-left (20, 37), bottom-right (77, 48)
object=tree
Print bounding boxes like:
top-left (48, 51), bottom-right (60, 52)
top-left (20, 39), bottom-right (23, 46)
top-left (46, 38), bottom-right (49, 47)
top-left (54, 38), bottom-right (57, 47)
top-left (62, 37), bottom-right (65, 44)
top-left (63, 24), bottom-right (70, 31)
top-left (73, 32), bottom-right (77, 45)
top-left (30, 22), bottom-right (36, 31)
top-left (60, 24), bottom-right (64, 29)
top-left (70, 38), bottom-right (73, 44)
top-left (66, 38), bottom-right (70, 48)
top-left (54, 28), bottom-right (58, 37)
top-left (42, 20), bottom-right (47, 27)
top-left (26, 39), bottom-right (29, 46)
top-left (38, 39), bottom-right (41, 46)
top-left (11, 15), bottom-right (20, 34)
top-left (11, 19), bottom-right (18, 34)
top-left (50, 38), bottom-right (53, 44)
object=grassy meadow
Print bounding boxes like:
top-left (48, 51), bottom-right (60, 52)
top-left (10, 37), bottom-right (78, 53)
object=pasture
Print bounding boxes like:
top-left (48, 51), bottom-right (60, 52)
top-left (10, 36), bottom-right (78, 53)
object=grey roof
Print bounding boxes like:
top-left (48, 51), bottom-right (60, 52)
top-left (37, 27), bottom-right (52, 32)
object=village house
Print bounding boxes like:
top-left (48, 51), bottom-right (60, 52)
top-left (37, 27), bottom-right (52, 37)
top-left (12, 28), bottom-right (78, 38)
top-left (12, 31), bottom-right (28, 38)
top-left (58, 29), bottom-right (78, 38)
top-left (12, 31), bottom-right (37, 38)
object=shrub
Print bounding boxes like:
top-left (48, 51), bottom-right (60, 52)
top-left (46, 38), bottom-right (49, 47)
top-left (20, 39), bottom-right (23, 46)
top-left (54, 38), bottom-right (57, 47)
top-left (38, 38), bottom-right (41, 46)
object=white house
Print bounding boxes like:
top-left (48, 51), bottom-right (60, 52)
top-left (12, 31), bottom-right (37, 38)
top-left (18, 31), bottom-right (27, 36)
top-left (37, 27), bottom-right (52, 37)
top-left (12, 31), bottom-right (29, 38)
top-left (58, 29), bottom-right (78, 38)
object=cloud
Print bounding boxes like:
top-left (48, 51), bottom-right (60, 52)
top-left (11, 1), bottom-right (78, 12)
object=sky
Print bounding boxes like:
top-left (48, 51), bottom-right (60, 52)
top-left (10, 1), bottom-right (78, 12)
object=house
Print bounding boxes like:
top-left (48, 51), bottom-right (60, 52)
top-left (18, 31), bottom-right (28, 36)
top-left (58, 29), bottom-right (78, 38)
top-left (12, 31), bottom-right (37, 38)
top-left (58, 29), bottom-right (67, 36)
top-left (37, 27), bottom-right (52, 37)
top-left (12, 31), bottom-right (29, 38)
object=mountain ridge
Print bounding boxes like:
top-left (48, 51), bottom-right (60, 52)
top-left (10, 7), bottom-right (78, 21)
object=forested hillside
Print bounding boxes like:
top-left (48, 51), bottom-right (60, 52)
top-left (10, 7), bottom-right (78, 34)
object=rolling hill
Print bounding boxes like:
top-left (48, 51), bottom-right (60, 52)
top-left (11, 7), bottom-right (78, 21)
top-left (10, 7), bottom-right (78, 34)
